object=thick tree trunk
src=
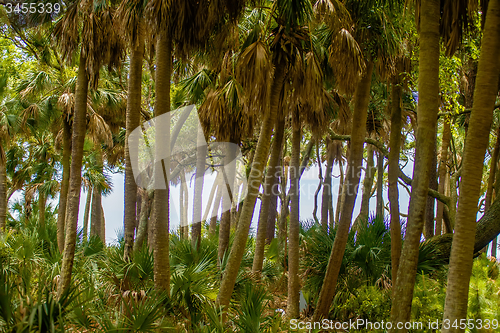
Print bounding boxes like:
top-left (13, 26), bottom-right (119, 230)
top-left (123, 29), bottom-right (145, 261)
top-left (425, 139), bottom-right (438, 238)
top-left (152, 34), bottom-right (171, 292)
top-left (134, 190), bottom-right (153, 252)
top-left (58, 53), bottom-right (89, 297)
top-left (388, 81), bottom-right (402, 286)
top-left (192, 126), bottom-right (207, 248)
top-left (83, 188), bottom-right (91, 242)
top-left (266, 175), bottom-right (279, 244)
top-left (252, 114), bottom-right (285, 274)
top-left (387, 0), bottom-right (441, 329)
top-left (321, 141), bottom-right (334, 229)
top-left (313, 62), bottom-right (374, 320)
top-left (0, 157), bottom-right (7, 231)
top-left (442, 1), bottom-right (500, 329)
top-left (216, 60), bottom-right (287, 309)
top-left (287, 112), bottom-right (301, 319)
top-left (57, 117), bottom-right (71, 251)
top-left (436, 121), bottom-right (451, 236)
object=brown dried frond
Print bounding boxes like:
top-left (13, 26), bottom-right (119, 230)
top-left (314, 0), bottom-right (352, 30)
top-left (115, 0), bottom-right (146, 48)
top-left (58, 91), bottom-right (75, 120)
top-left (53, 0), bottom-right (80, 62)
top-left (236, 40), bottom-right (272, 116)
top-left (329, 28), bottom-right (365, 95)
top-left (88, 110), bottom-right (113, 148)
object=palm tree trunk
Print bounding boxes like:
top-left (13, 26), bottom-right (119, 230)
top-left (152, 33), bottom-right (171, 292)
top-left (134, 190), bottom-right (153, 252)
top-left (376, 149), bottom-right (384, 217)
top-left (216, 60), bottom-right (287, 309)
top-left (101, 205), bottom-right (105, 244)
top-left (321, 141), bottom-right (334, 229)
top-left (388, 81), bottom-right (402, 286)
top-left (335, 159), bottom-right (344, 224)
top-left (123, 29), bottom-right (145, 261)
top-left (388, 0), bottom-right (441, 328)
top-left (58, 53), bottom-right (89, 297)
top-left (179, 170), bottom-right (189, 239)
top-left (57, 117), bottom-right (71, 251)
top-left (91, 149), bottom-right (103, 242)
top-left (436, 120), bottom-right (451, 236)
top-left (442, 0), bottom-right (500, 328)
top-left (252, 114), bottom-right (285, 274)
top-left (0, 157), bottom-right (7, 231)
top-left (425, 139), bottom-right (438, 238)
top-left (192, 126), bottom-right (207, 248)
top-left (209, 175), bottom-right (222, 236)
top-left (218, 144), bottom-right (237, 262)
top-left (266, 175), bottom-right (279, 244)
top-left (83, 188), bottom-right (91, 242)
top-left (313, 61), bottom-right (374, 320)
top-left (203, 174), bottom-right (219, 223)
top-left (358, 144), bottom-right (375, 221)
top-left (485, 126), bottom-right (500, 212)
top-left (38, 192), bottom-right (46, 230)
top-left (287, 112), bottom-right (301, 319)
top-left (313, 142), bottom-right (323, 224)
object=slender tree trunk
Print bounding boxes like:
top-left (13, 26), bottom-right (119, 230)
top-left (442, 1), bottom-right (500, 329)
top-left (253, 114), bottom-right (285, 274)
top-left (335, 159), bottom-right (344, 224)
top-left (152, 34), bottom-right (171, 292)
top-left (134, 190), bottom-right (153, 252)
top-left (209, 177), bottom-right (223, 235)
top-left (484, 127), bottom-right (500, 212)
top-left (91, 149), bottom-right (103, 242)
top-left (321, 140), bottom-right (334, 229)
top-left (192, 126), bottom-right (207, 248)
top-left (313, 62), bottom-right (374, 320)
top-left (436, 121), bottom-right (451, 236)
top-left (266, 176), bottom-right (279, 244)
top-left (358, 144), bottom-right (375, 221)
top-left (218, 144), bottom-right (237, 262)
top-left (387, 0), bottom-right (441, 328)
top-left (425, 139), bottom-right (438, 238)
top-left (0, 157), bottom-right (7, 231)
top-left (287, 112), bottom-right (301, 319)
top-left (57, 118), bottom-right (71, 251)
top-left (123, 28), bottom-right (145, 261)
top-left (313, 144), bottom-right (323, 225)
top-left (216, 60), bottom-right (287, 308)
top-left (376, 150), bottom-right (384, 217)
top-left (83, 189), bottom-right (91, 242)
top-left (388, 81), bottom-right (402, 286)
top-left (101, 205), bottom-right (105, 243)
top-left (38, 192), bottom-right (46, 230)
top-left (58, 53), bottom-right (89, 297)
top-left (203, 174), bottom-right (219, 223)
top-left (180, 171), bottom-right (189, 239)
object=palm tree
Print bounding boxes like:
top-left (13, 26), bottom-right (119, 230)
top-left (442, 0), bottom-right (500, 328)
top-left (0, 69), bottom-right (11, 231)
top-left (55, 0), bottom-right (123, 296)
top-left (117, 0), bottom-right (147, 261)
top-left (389, 0), bottom-right (480, 328)
top-left (388, 0), bottom-right (441, 328)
